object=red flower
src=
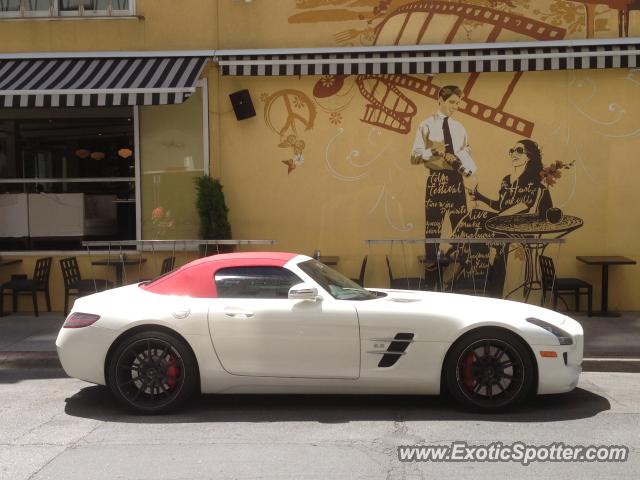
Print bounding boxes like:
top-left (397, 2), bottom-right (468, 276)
top-left (151, 207), bottom-right (165, 221)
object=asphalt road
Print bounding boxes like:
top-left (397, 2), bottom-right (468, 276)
top-left (0, 369), bottom-right (638, 480)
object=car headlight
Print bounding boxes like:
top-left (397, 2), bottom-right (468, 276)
top-left (526, 317), bottom-right (573, 345)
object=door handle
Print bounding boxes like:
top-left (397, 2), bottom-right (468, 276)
top-left (223, 308), bottom-right (255, 318)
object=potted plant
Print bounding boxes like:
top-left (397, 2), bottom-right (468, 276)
top-left (194, 175), bottom-right (232, 256)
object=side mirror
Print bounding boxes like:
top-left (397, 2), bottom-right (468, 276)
top-left (288, 283), bottom-right (320, 301)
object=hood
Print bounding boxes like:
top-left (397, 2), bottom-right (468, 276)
top-left (370, 288), bottom-right (566, 326)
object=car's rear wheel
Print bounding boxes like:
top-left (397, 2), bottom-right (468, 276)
top-left (444, 329), bottom-right (535, 412)
top-left (107, 331), bottom-right (197, 414)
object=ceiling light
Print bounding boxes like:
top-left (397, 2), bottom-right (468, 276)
top-left (118, 148), bottom-right (133, 159)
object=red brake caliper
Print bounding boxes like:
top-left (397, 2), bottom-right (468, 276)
top-left (463, 351), bottom-right (475, 391)
top-left (165, 356), bottom-right (180, 389)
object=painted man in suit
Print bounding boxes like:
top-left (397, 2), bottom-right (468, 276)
top-left (410, 85), bottom-right (477, 289)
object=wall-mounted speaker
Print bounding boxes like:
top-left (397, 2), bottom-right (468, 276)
top-left (229, 89), bottom-right (256, 121)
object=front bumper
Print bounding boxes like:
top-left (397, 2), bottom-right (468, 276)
top-left (536, 328), bottom-right (583, 395)
top-left (56, 324), bottom-right (119, 385)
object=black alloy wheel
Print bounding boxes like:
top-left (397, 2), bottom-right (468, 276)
top-left (444, 329), bottom-right (535, 412)
top-left (108, 331), bottom-right (198, 414)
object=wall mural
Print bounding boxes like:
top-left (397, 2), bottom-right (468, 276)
top-left (261, 89), bottom-right (316, 173)
top-left (281, 1), bottom-right (595, 294)
top-left (291, 0), bottom-right (640, 135)
top-left (303, 0), bottom-right (575, 138)
top-left (211, 0), bottom-right (640, 298)
top-left (290, 0), bottom-right (638, 39)
top-left (407, 83), bottom-right (583, 294)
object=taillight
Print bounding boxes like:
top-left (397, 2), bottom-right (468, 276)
top-left (63, 312), bottom-right (101, 328)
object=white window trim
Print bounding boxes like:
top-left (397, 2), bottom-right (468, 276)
top-left (134, 104), bottom-right (141, 242)
top-left (198, 78), bottom-right (210, 176)
top-left (0, 0), bottom-right (136, 18)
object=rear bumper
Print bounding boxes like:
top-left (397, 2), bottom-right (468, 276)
top-left (56, 324), bottom-right (118, 386)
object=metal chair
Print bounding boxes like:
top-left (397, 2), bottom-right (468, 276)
top-left (139, 256), bottom-right (176, 283)
top-left (386, 256), bottom-right (423, 290)
top-left (539, 255), bottom-right (592, 316)
top-left (350, 255), bottom-right (367, 286)
top-left (60, 257), bottom-right (113, 316)
top-left (160, 256), bottom-right (176, 275)
top-left (0, 257), bottom-right (52, 317)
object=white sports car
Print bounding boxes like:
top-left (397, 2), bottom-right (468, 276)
top-left (56, 252), bottom-right (583, 414)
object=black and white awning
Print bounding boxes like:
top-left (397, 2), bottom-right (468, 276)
top-left (216, 38), bottom-right (640, 76)
top-left (0, 54), bottom-right (209, 108)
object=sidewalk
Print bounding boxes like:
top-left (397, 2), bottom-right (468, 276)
top-left (0, 312), bottom-right (64, 368)
top-left (0, 311), bottom-right (639, 370)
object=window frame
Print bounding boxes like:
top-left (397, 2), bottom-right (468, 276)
top-left (0, 82), bottom-right (207, 252)
top-left (214, 266), bottom-right (304, 300)
top-left (0, 109), bottom-right (137, 249)
top-left (0, 0), bottom-right (136, 18)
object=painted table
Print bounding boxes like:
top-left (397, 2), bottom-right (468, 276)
top-left (486, 214), bottom-right (583, 302)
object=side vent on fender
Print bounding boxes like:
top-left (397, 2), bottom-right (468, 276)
top-left (378, 333), bottom-right (414, 368)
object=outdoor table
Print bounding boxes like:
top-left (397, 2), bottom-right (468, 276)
top-left (576, 256), bottom-right (636, 317)
top-left (0, 259), bottom-right (22, 268)
top-left (486, 214), bottom-right (583, 302)
top-left (0, 259), bottom-right (22, 287)
top-left (91, 257), bottom-right (147, 286)
top-left (417, 255), bottom-right (451, 266)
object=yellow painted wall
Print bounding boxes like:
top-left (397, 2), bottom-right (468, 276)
top-left (213, 67), bottom-right (640, 310)
top-left (3, 2), bottom-right (637, 53)
top-left (3, 1), bottom-right (640, 313)
top-left (219, 1), bottom-right (640, 49)
top-left (0, 0), bottom-right (218, 53)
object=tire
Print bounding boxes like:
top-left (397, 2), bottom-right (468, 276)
top-left (443, 328), bottom-right (535, 412)
top-left (107, 330), bottom-right (198, 414)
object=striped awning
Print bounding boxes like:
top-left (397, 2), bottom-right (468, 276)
top-left (0, 54), bottom-right (209, 108)
top-left (216, 38), bottom-right (640, 76)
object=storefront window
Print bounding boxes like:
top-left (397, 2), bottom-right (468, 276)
top-left (0, 108), bottom-right (136, 250)
top-left (139, 87), bottom-right (207, 241)
top-left (0, 0), bottom-right (133, 16)
top-left (26, 0), bottom-right (50, 12)
top-left (60, 0), bottom-right (130, 13)
top-left (0, 1), bottom-right (22, 13)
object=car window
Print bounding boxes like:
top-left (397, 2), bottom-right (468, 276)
top-left (214, 266), bottom-right (303, 299)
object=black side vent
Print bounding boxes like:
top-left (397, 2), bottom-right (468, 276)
top-left (378, 333), bottom-right (414, 368)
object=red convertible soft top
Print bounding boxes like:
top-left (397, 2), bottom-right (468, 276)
top-left (140, 252), bottom-right (298, 298)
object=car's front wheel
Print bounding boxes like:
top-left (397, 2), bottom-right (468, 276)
top-left (107, 330), bottom-right (198, 414)
top-left (444, 329), bottom-right (535, 412)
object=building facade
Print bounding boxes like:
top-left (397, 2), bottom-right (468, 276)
top-left (1, 1), bottom-right (640, 311)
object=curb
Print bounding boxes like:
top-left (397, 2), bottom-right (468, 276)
top-left (582, 357), bottom-right (640, 373)
top-left (0, 351), bottom-right (61, 369)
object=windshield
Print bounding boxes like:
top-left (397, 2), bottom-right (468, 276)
top-left (297, 259), bottom-right (378, 301)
